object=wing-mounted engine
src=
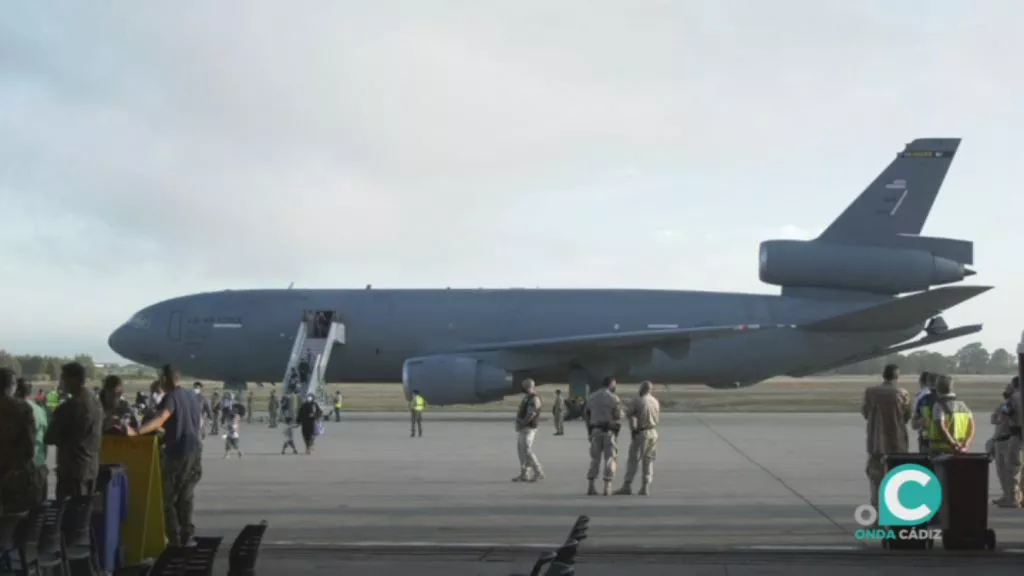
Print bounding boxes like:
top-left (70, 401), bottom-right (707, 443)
top-left (759, 237), bottom-right (975, 296)
top-left (402, 355), bottom-right (517, 405)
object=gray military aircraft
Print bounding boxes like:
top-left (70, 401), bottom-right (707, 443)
top-left (108, 138), bottom-right (989, 408)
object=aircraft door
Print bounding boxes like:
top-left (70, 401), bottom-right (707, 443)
top-left (168, 310), bottom-right (183, 342)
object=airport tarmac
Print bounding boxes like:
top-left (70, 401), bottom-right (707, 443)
top-left (188, 412), bottom-right (1024, 573)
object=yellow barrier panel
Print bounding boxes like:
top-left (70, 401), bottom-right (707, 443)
top-left (100, 435), bottom-right (166, 563)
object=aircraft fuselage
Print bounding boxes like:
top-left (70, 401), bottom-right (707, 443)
top-left (108, 288), bottom-right (919, 387)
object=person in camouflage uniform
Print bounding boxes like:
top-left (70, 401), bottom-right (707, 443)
top-left (0, 368), bottom-right (39, 513)
top-left (267, 391), bottom-right (279, 428)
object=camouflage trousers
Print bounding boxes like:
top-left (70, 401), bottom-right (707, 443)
top-left (162, 453), bottom-right (203, 547)
top-left (516, 428), bottom-right (543, 478)
top-left (0, 463), bottom-right (44, 514)
top-left (587, 430), bottom-right (618, 482)
top-left (553, 413), bottom-right (564, 435)
top-left (996, 436), bottom-right (1023, 504)
top-left (623, 429), bottom-right (658, 485)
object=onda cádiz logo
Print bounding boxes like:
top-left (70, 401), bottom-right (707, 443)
top-left (854, 464), bottom-right (943, 541)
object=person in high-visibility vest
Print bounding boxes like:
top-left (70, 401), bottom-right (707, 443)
top-left (45, 388), bottom-right (60, 413)
top-left (409, 390), bottom-right (425, 437)
top-left (912, 372), bottom-right (937, 453)
top-left (333, 391), bottom-right (343, 422)
top-left (928, 374), bottom-right (975, 454)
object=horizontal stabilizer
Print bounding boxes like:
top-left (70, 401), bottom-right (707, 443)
top-left (800, 285), bottom-right (991, 332)
top-left (787, 323), bottom-right (983, 377)
top-left (453, 324), bottom-right (778, 355)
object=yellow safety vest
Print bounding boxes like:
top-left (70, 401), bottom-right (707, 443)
top-left (335, 397), bottom-right (343, 409)
top-left (45, 391), bottom-right (60, 410)
top-left (928, 396), bottom-right (972, 452)
top-left (412, 395), bottom-right (425, 412)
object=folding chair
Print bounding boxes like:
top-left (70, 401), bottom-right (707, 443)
top-left (542, 539), bottom-right (580, 576)
top-left (144, 545), bottom-right (192, 576)
top-left (183, 537), bottom-right (222, 576)
top-left (227, 521), bottom-right (268, 576)
top-left (565, 515), bottom-right (589, 544)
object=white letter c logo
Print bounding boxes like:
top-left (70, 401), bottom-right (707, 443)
top-left (884, 469), bottom-right (932, 522)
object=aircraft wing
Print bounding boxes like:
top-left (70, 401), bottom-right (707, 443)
top-left (799, 285), bottom-right (992, 333)
top-left (452, 324), bottom-right (779, 356)
top-left (786, 323), bottom-right (983, 377)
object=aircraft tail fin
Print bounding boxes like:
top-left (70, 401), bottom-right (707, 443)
top-left (818, 138), bottom-right (960, 242)
top-left (762, 138), bottom-right (975, 299)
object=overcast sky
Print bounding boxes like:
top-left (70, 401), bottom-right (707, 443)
top-left (1, 1), bottom-right (1021, 363)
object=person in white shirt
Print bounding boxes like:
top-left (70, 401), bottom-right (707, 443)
top-left (223, 408), bottom-right (243, 459)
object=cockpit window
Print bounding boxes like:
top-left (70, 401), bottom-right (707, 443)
top-left (128, 313), bottom-right (151, 329)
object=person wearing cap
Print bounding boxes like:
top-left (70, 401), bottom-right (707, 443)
top-left (512, 379), bottom-right (544, 482)
top-left (927, 374), bottom-right (975, 455)
top-left (551, 389), bottom-right (566, 436)
top-left (615, 380), bottom-right (660, 496)
top-left (584, 376), bottom-right (624, 496)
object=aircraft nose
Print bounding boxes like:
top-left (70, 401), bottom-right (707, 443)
top-left (108, 325), bottom-right (128, 357)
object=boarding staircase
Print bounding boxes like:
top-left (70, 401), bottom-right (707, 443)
top-left (280, 313), bottom-right (345, 401)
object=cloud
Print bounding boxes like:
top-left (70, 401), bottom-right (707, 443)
top-left (1, 0), bottom-right (1022, 358)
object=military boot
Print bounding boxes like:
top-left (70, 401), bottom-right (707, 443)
top-left (602, 481), bottom-right (612, 496)
top-left (587, 479), bottom-right (598, 495)
top-left (613, 483), bottom-right (632, 495)
top-left (529, 469), bottom-right (545, 482)
top-left (639, 481), bottom-right (651, 496)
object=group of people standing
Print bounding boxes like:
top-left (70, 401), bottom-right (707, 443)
top-left (0, 363), bottom-right (204, 549)
top-left (506, 376), bottom-right (661, 496)
top-left (861, 363), bottom-right (1024, 511)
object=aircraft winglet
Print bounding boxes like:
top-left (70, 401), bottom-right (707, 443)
top-left (799, 285), bottom-right (991, 332)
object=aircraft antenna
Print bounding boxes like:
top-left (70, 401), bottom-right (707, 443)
top-left (287, 282), bottom-right (294, 289)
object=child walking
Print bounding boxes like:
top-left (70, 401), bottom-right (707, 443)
top-left (223, 406), bottom-right (243, 458)
top-left (282, 417), bottom-right (299, 455)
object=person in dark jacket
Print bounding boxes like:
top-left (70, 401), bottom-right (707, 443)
top-left (296, 394), bottom-right (323, 454)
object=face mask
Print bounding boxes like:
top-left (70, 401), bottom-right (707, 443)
top-left (153, 392), bottom-right (164, 404)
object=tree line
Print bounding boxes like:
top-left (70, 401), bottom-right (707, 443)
top-left (820, 342), bottom-right (1017, 376)
top-left (0, 341), bottom-right (1017, 383)
top-left (0, 350), bottom-right (156, 382)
